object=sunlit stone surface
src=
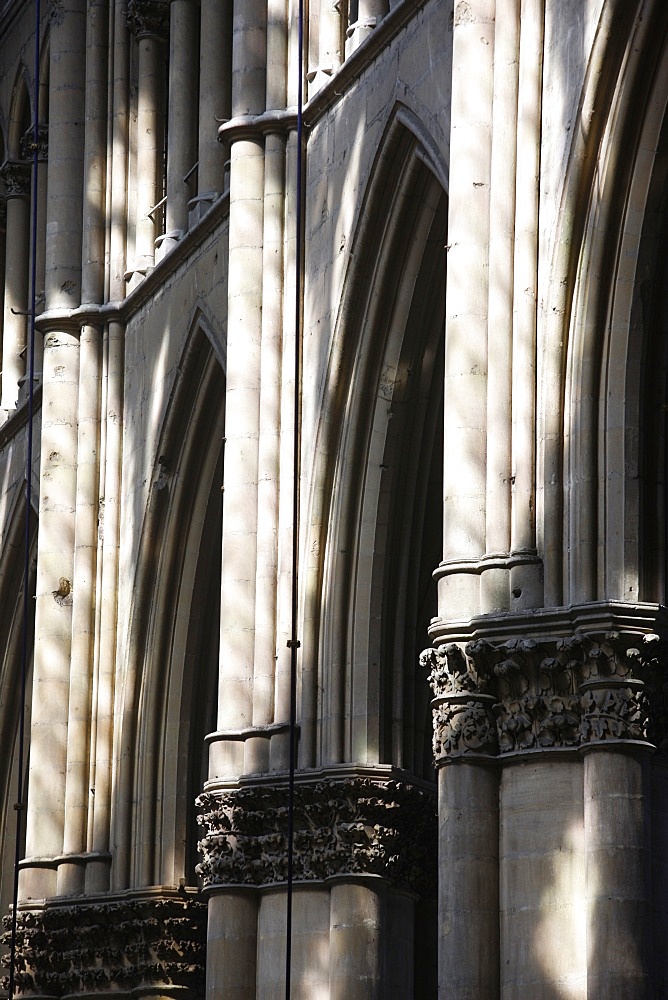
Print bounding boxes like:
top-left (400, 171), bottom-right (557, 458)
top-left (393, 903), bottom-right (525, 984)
top-left (1, 1), bottom-right (668, 997)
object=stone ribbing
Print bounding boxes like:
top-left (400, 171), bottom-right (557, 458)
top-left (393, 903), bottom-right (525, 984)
top-left (423, 630), bottom-right (665, 762)
top-left (196, 777), bottom-right (437, 897)
top-left (1, 898), bottom-right (206, 997)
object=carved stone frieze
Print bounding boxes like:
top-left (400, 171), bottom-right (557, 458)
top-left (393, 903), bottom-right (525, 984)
top-left (423, 630), bottom-right (665, 761)
top-left (20, 124), bottom-right (49, 162)
top-left (125, 0), bottom-right (170, 38)
top-left (196, 778), bottom-right (437, 897)
top-left (1, 898), bottom-right (206, 997)
top-left (0, 160), bottom-right (31, 197)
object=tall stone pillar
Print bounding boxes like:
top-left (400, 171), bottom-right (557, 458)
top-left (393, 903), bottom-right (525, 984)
top-left (205, 6), bottom-right (267, 994)
top-left (0, 161), bottom-right (30, 409)
top-left (438, 0), bottom-right (495, 622)
top-left (197, 776), bottom-right (437, 998)
top-left (424, 621), bottom-right (659, 999)
top-left (196, 0), bottom-right (232, 214)
top-left (308, 0), bottom-right (342, 95)
top-left (347, 0), bottom-right (388, 51)
top-left (579, 633), bottom-right (653, 997)
top-left (213, 0), bottom-right (267, 776)
top-left (22, 0), bottom-right (86, 902)
top-left (125, 0), bottom-right (168, 279)
top-left (158, 0), bottom-right (197, 257)
top-left (20, 124), bottom-right (49, 381)
top-left (423, 644), bottom-right (500, 1000)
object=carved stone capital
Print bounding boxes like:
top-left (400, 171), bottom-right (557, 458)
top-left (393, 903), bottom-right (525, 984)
top-left (431, 694), bottom-right (498, 759)
top-left (421, 642), bottom-right (492, 697)
top-left (196, 777), bottom-right (437, 896)
top-left (20, 124), bottom-right (49, 162)
top-left (1, 898), bottom-right (206, 997)
top-left (423, 629), bottom-right (665, 760)
top-left (125, 0), bottom-right (170, 38)
top-left (0, 160), bottom-right (31, 197)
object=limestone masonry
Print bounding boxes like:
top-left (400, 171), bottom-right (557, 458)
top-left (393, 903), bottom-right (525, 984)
top-left (1, 0), bottom-right (668, 997)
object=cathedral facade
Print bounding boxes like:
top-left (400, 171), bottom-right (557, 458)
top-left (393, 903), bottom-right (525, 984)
top-left (1, 0), bottom-right (668, 996)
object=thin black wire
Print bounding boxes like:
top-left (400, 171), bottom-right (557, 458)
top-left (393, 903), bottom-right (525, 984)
top-left (285, 0), bottom-right (305, 997)
top-left (8, 1), bottom-right (40, 997)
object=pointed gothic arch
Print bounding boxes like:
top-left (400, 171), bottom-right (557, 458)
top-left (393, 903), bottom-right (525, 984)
top-left (541, 0), bottom-right (668, 607)
top-left (301, 107), bottom-right (447, 780)
top-left (113, 315), bottom-right (225, 889)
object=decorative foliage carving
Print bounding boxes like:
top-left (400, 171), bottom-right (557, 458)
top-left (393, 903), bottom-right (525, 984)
top-left (196, 778), bottom-right (437, 897)
top-left (1, 898), bottom-right (206, 997)
top-left (0, 161), bottom-right (31, 197)
top-left (20, 125), bottom-right (49, 161)
top-left (421, 642), bottom-right (491, 696)
top-left (50, 0), bottom-right (65, 26)
top-left (579, 684), bottom-right (649, 742)
top-left (432, 697), bottom-right (497, 758)
top-left (423, 629), bottom-right (666, 761)
top-left (125, 0), bottom-right (170, 38)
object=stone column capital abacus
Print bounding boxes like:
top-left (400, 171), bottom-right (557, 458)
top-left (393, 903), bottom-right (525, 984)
top-left (125, 0), bottom-right (170, 38)
top-left (423, 629), bottom-right (666, 762)
top-left (0, 160), bottom-right (31, 197)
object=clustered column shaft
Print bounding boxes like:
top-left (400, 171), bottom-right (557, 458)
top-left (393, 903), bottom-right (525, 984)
top-left (23, 0), bottom-right (86, 901)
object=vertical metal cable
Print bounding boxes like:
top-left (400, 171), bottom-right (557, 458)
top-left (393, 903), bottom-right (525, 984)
top-left (8, 2), bottom-right (41, 997)
top-left (285, 0), bottom-right (305, 996)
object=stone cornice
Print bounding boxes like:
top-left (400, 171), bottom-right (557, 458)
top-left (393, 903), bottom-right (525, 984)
top-left (33, 189), bottom-right (230, 334)
top-left (428, 600), bottom-right (667, 646)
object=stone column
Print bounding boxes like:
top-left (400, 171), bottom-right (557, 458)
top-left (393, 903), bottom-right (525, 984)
top-left (58, 323), bottom-right (102, 897)
top-left (88, 319), bottom-right (124, 894)
top-left (329, 882), bottom-right (382, 999)
top-left (57, 0), bottom-right (108, 896)
top-left (214, 0), bottom-right (267, 776)
top-left (125, 0), bottom-right (168, 278)
top-left (20, 124), bottom-right (49, 380)
top-left (423, 643), bottom-right (500, 1000)
top-left (196, 0), bottom-right (232, 213)
top-left (0, 161), bottom-right (30, 409)
top-left (109, 0), bottom-right (131, 298)
top-left (438, 0), bottom-right (495, 622)
top-left (198, 777), bottom-right (437, 998)
top-left (22, 0), bottom-right (86, 902)
top-left (157, 0), bottom-right (197, 258)
top-left (347, 0), bottom-right (388, 52)
top-left (509, 0), bottom-right (543, 607)
top-left (482, 0), bottom-right (518, 612)
top-left (578, 633), bottom-right (653, 997)
top-left (205, 892), bottom-right (258, 1000)
top-left (22, 324), bottom-right (81, 902)
top-left (81, 0), bottom-right (108, 306)
top-left (308, 0), bottom-right (342, 95)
